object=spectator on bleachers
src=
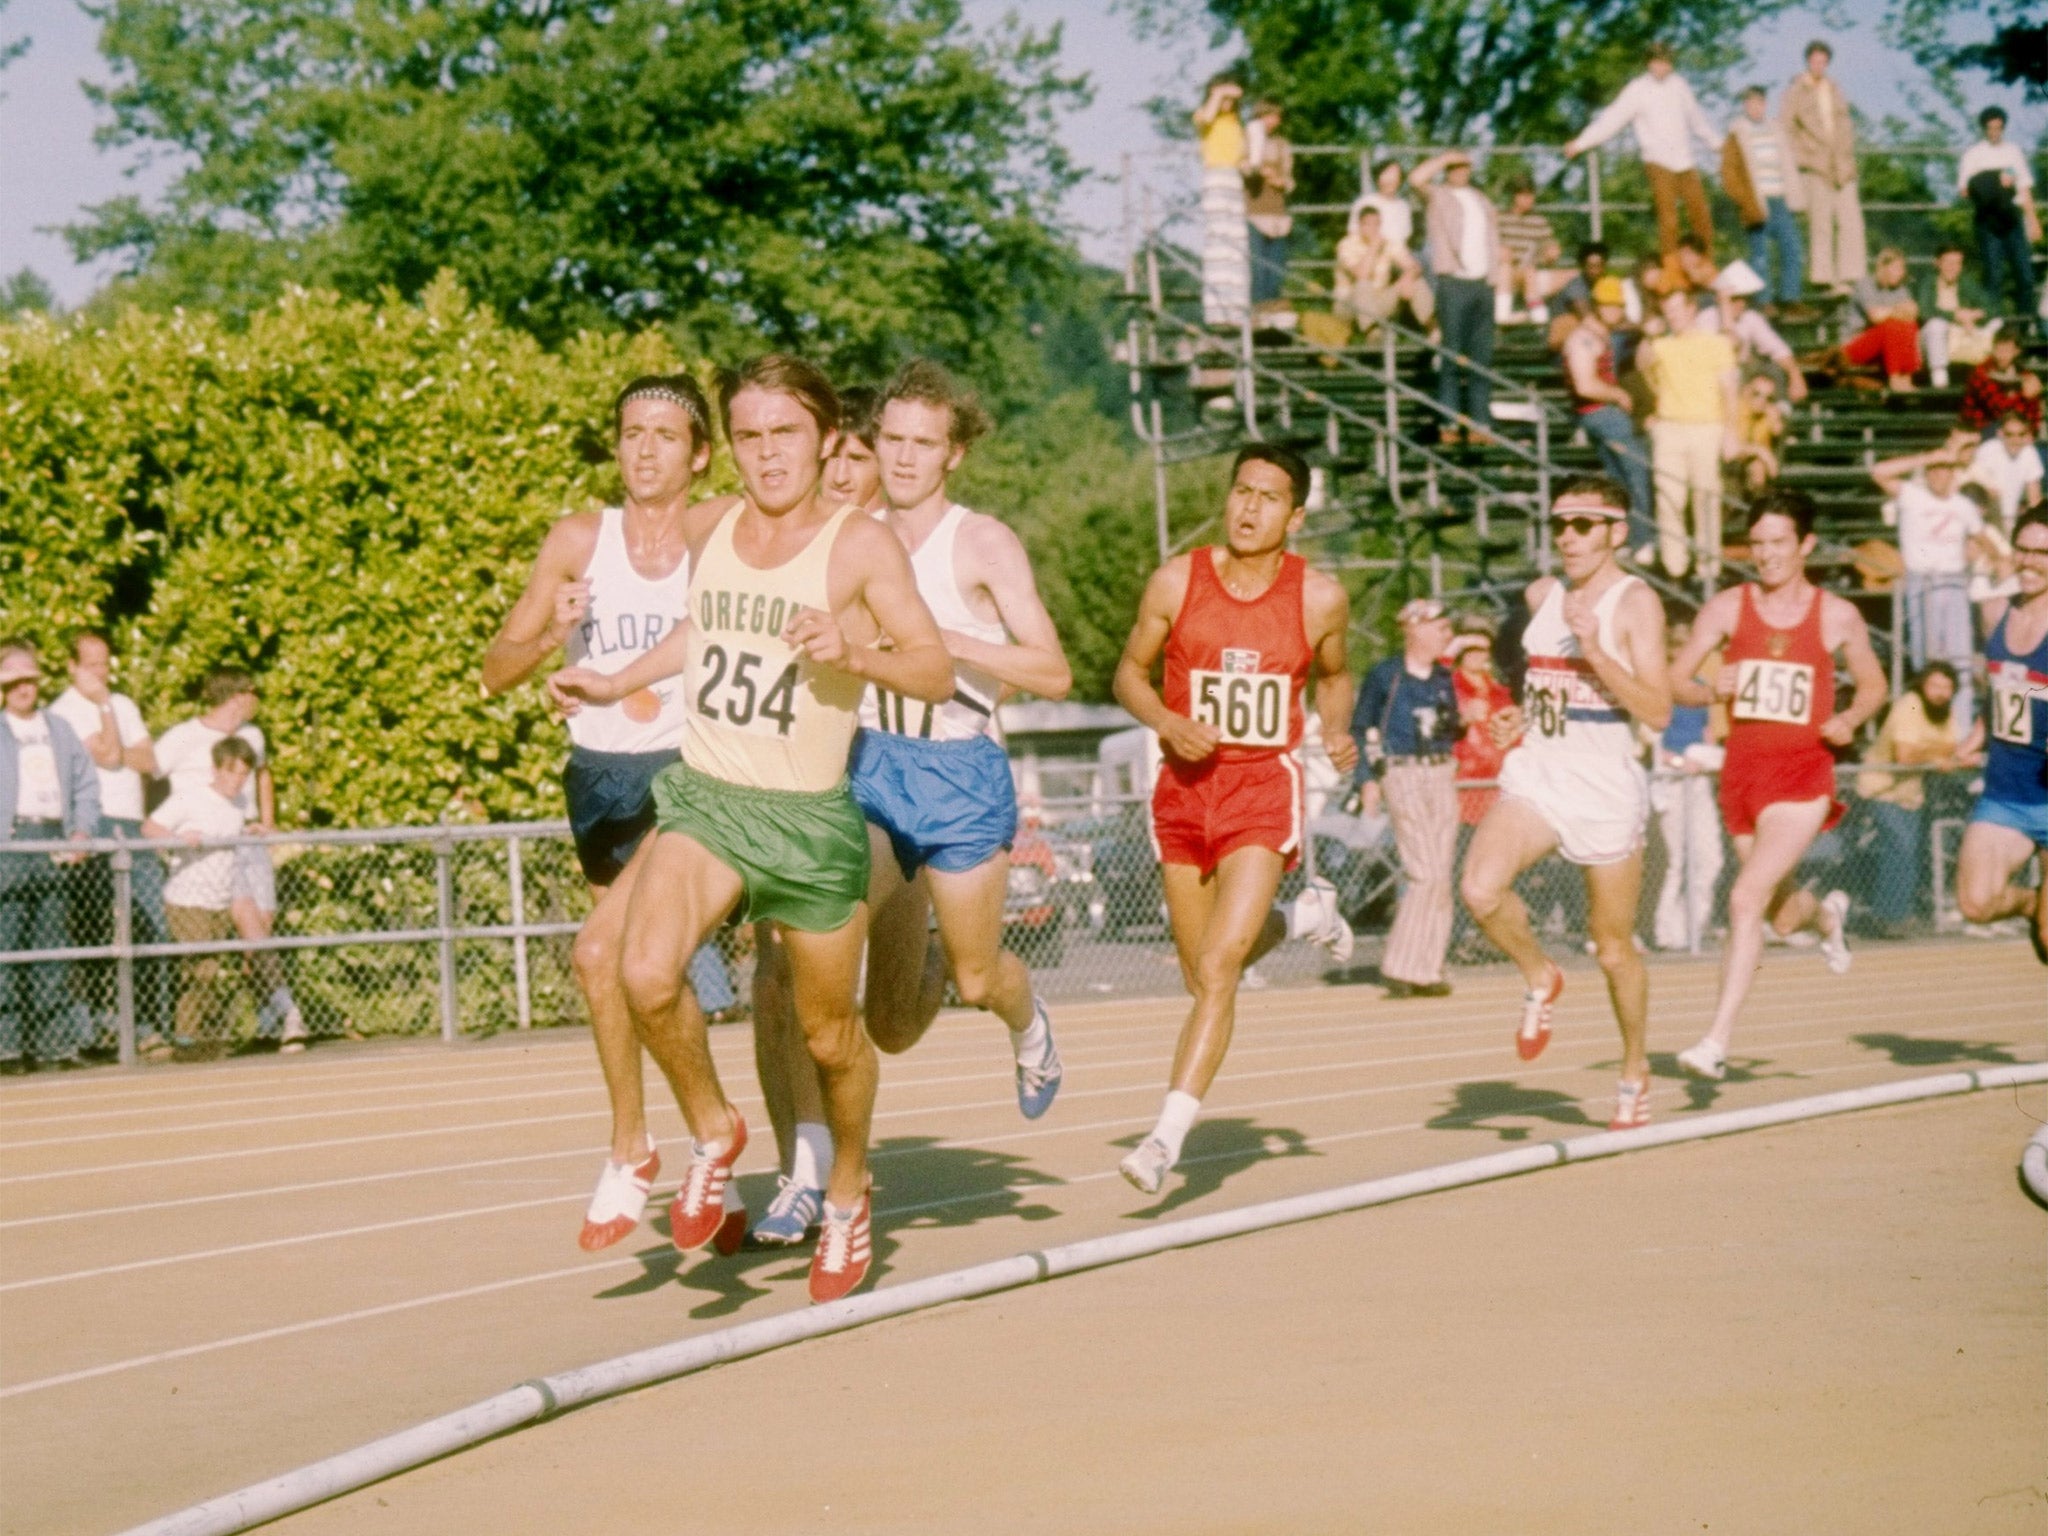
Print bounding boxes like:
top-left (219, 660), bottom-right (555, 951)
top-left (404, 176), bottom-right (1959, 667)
top-left (143, 736), bottom-right (261, 1057)
top-left (1917, 243), bottom-right (1998, 389)
top-left (1193, 76), bottom-right (1250, 328)
top-left (1244, 100), bottom-right (1296, 318)
top-left (1783, 41), bottom-right (1868, 293)
top-left (1641, 285), bottom-right (1741, 577)
top-left (1334, 204), bottom-right (1433, 335)
top-left (1564, 42), bottom-right (1719, 273)
top-left (1730, 371), bottom-right (1787, 497)
top-left (1673, 234), bottom-right (1719, 294)
top-left (1966, 410), bottom-right (2045, 532)
top-left (1959, 326), bottom-right (2042, 438)
top-left (1648, 621), bottom-right (1725, 951)
top-left (1414, 149), bottom-right (1501, 446)
top-left (1852, 664), bottom-right (1981, 938)
top-left (1842, 248), bottom-right (1923, 393)
top-left (1563, 277), bottom-right (1655, 550)
top-left (0, 641), bottom-right (97, 1071)
top-left (1958, 106), bottom-right (2040, 319)
top-left (1347, 159), bottom-right (1415, 253)
top-left (1496, 180), bottom-right (1567, 322)
top-left (1723, 84), bottom-right (1806, 309)
top-left (1699, 259), bottom-right (1809, 402)
top-left (1874, 437), bottom-right (1991, 731)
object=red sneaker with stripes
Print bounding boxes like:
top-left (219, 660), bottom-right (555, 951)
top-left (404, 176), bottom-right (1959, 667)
top-left (808, 1185), bottom-right (873, 1304)
top-left (1514, 965), bottom-right (1564, 1061)
top-left (578, 1142), bottom-right (660, 1252)
top-left (668, 1111), bottom-right (748, 1252)
top-left (1608, 1077), bottom-right (1652, 1132)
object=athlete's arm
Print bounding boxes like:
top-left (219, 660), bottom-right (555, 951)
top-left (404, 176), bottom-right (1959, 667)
top-left (481, 515), bottom-right (600, 697)
top-left (1113, 558), bottom-right (1219, 764)
top-left (792, 515), bottom-right (954, 704)
top-left (547, 620), bottom-right (693, 713)
top-left (1668, 588), bottom-right (1740, 707)
top-left (946, 517), bottom-right (1073, 700)
top-left (1821, 594), bottom-right (1889, 746)
top-left (1303, 569), bottom-right (1358, 778)
top-left (1573, 582), bottom-right (1671, 730)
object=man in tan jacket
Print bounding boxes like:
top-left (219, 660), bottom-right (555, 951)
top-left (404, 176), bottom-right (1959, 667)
top-left (1782, 40), bottom-right (1866, 290)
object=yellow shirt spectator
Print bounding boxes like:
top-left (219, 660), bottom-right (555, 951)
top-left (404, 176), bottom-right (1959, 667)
top-left (1199, 110), bottom-right (1246, 169)
top-left (1645, 331), bottom-right (1739, 423)
top-left (1855, 691), bottom-right (1960, 811)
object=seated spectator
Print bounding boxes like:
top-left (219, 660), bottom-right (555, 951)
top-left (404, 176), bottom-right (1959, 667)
top-left (144, 736), bottom-right (260, 1058)
top-left (1966, 410), bottom-right (2045, 531)
top-left (1852, 665), bottom-right (1982, 938)
top-left (1699, 259), bottom-right (1809, 401)
top-left (1347, 158), bottom-right (1416, 253)
top-left (1916, 243), bottom-right (1997, 389)
top-left (1649, 621), bottom-right (1725, 951)
top-left (1873, 436), bottom-right (1990, 730)
top-left (1722, 83), bottom-right (1805, 309)
top-left (1842, 247), bottom-right (1922, 392)
top-left (1495, 182), bottom-right (1569, 321)
top-left (1729, 370), bottom-right (1786, 496)
top-left (1562, 277), bottom-right (1656, 550)
top-left (1333, 204), bottom-right (1434, 335)
top-left (1672, 234), bottom-right (1719, 293)
top-left (1959, 105), bottom-right (2040, 318)
top-left (0, 641), bottom-right (98, 1071)
top-left (1959, 326), bottom-right (2042, 438)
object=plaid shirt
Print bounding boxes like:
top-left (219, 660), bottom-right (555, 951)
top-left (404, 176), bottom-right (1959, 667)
top-left (1961, 364), bottom-right (2043, 436)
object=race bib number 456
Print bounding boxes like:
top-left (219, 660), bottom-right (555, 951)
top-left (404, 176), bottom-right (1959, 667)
top-left (1191, 669), bottom-right (1289, 747)
top-left (1732, 659), bottom-right (1814, 725)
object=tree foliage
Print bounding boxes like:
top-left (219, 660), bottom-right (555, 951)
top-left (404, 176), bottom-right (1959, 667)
top-left (1886, 0), bottom-right (2048, 106)
top-left (73, 0), bottom-right (1085, 389)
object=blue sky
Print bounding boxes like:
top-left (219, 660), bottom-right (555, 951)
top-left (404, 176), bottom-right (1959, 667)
top-left (0, 0), bottom-right (2029, 307)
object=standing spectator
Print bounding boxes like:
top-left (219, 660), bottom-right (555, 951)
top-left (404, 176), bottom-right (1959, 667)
top-left (1564, 42), bottom-right (1719, 272)
top-left (1641, 286), bottom-right (1741, 578)
top-left (47, 630), bottom-right (172, 1053)
top-left (1347, 159), bottom-right (1415, 252)
top-left (1447, 619), bottom-right (1517, 825)
top-left (1959, 326), bottom-right (2042, 437)
top-left (1495, 181), bottom-right (1568, 321)
top-left (1334, 205), bottom-right (1433, 335)
top-left (1701, 260), bottom-right (1809, 401)
top-left (1243, 100), bottom-right (1296, 317)
top-left (1648, 623), bottom-right (1725, 951)
top-left (1562, 276), bottom-right (1656, 551)
top-left (1723, 84), bottom-right (1807, 308)
top-left (1352, 599), bottom-right (1462, 999)
top-left (1853, 665), bottom-right (1981, 938)
top-left (1918, 243), bottom-right (1998, 388)
top-left (156, 670), bottom-right (309, 1052)
top-left (1958, 106), bottom-right (2041, 319)
top-left (1194, 76), bottom-right (1250, 328)
top-left (1966, 410), bottom-right (2046, 531)
top-left (1782, 41), bottom-right (1868, 293)
top-left (1874, 439), bottom-right (1989, 731)
top-left (0, 641), bottom-right (98, 1071)
top-left (1414, 149), bottom-right (1500, 445)
top-left (144, 737), bottom-right (260, 1055)
top-left (1842, 248), bottom-right (1923, 393)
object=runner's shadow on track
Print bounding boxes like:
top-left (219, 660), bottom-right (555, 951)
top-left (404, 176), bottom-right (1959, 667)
top-left (1426, 1081), bottom-right (1591, 1141)
top-left (1639, 1051), bottom-right (1799, 1112)
top-left (1119, 1118), bottom-right (1317, 1221)
top-left (1852, 1032), bottom-right (2020, 1068)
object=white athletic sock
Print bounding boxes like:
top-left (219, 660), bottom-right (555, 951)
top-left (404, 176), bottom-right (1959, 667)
top-left (1010, 1003), bottom-right (1049, 1065)
top-left (1151, 1090), bottom-right (1202, 1164)
top-left (790, 1121), bottom-right (833, 1190)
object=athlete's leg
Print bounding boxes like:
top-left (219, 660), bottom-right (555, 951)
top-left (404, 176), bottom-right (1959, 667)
top-left (1161, 846), bottom-right (1289, 1100)
top-left (571, 851), bottom-right (653, 1163)
top-left (778, 911), bottom-right (879, 1211)
top-left (1699, 797), bottom-right (1831, 1052)
top-left (924, 854), bottom-right (1035, 1033)
top-left (1956, 821), bottom-right (2039, 923)
top-left (1457, 798), bottom-right (1563, 988)
top-left (1582, 854), bottom-right (1650, 1084)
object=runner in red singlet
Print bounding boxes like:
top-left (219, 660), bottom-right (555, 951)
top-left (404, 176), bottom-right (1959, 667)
top-left (1667, 489), bottom-right (1888, 1079)
top-left (1111, 444), bottom-right (1357, 1195)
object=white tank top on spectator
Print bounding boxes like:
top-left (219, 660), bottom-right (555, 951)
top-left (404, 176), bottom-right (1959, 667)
top-left (5, 712), bottom-right (63, 821)
top-left (562, 505), bottom-right (692, 755)
top-left (48, 688), bottom-right (149, 821)
top-left (155, 720), bottom-right (265, 817)
top-left (860, 503), bottom-right (1006, 742)
top-left (1516, 575), bottom-right (1641, 758)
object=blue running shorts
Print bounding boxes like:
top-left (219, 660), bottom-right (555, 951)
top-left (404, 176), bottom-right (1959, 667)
top-left (563, 746), bottom-right (679, 885)
top-left (849, 730), bottom-right (1017, 879)
top-left (1970, 793), bottom-right (2048, 850)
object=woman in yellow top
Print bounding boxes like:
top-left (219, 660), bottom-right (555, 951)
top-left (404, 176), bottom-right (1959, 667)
top-left (1194, 75), bottom-right (1250, 328)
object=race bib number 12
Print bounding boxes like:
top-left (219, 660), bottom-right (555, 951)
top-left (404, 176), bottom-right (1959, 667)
top-left (1989, 680), bottom-right (2034, 746)
top-left (1732, 658), bottom-right (1814, 725)
top-left (1191, 669), bottom-right (1289, 747)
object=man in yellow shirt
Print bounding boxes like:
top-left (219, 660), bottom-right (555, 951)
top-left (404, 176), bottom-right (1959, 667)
top-left (1641, 287), bottom-right (1740, 579)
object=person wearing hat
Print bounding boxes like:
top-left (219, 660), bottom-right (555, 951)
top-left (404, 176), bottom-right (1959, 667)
top-left (1413, 148), bottom-right (1501, 445)
top-left (1563, 275), bottom-right (1656, 553)
top-left (1782, 41), bottom-right (1867, 292)
top-left (1702, 259), bottom-right (1809, 403)
top-left (0, 640), bottom-right (100, 1071)
top-left (1723, 84), bottom-right (1807, 309)
top-left (1564, 42), bottom-right (1720, 271)
top-left (1350, 598), bottom-right (1462, 997)
top-left (1958, 105), bottom-right (2040, 319)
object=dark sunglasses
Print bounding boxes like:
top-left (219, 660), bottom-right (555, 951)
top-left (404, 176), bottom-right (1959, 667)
top-left (1548, 515), bottom-right (1620, 537)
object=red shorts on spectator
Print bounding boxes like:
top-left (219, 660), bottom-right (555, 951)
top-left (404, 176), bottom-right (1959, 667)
top-left (1842, 318), bottom-right (1920, 379)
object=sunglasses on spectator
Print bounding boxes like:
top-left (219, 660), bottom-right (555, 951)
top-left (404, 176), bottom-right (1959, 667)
top-left (1548, 515), bottom-right (1621, 536)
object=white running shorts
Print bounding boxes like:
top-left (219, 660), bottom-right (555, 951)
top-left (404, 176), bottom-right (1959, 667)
top-left (1497, 747), bottom-right (1649, 866)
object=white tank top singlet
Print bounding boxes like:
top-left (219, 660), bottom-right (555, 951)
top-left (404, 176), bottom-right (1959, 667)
top-left (861, 503), bottom-right (1008, 742)
top-left (682, 501), bottom-right (866, 793)
top-left (562, 506), bottom-right (692, 754)
top-left (1517, 574), bottom-right (1641, 758)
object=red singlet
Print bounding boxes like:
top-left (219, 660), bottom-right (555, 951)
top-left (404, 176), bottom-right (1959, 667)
top-left (1153, 547), bottom-right (1313, 873)
top-left (1718, 582), bottom-right (1843, 836)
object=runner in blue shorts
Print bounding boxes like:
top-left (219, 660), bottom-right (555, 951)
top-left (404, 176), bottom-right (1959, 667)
top-left (1958, 504), bottom-right (2048, 964)
top-left (747, 359), bottom-right (1076, 1247)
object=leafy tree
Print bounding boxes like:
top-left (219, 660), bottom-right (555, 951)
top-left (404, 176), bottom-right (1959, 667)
top-left (0, 268), bottom-right (55, 317)
top-left (1886, 0), bottom-right (2048, 104)
top-left (0, 0), bottom-right (26, 87)
top-left (72, 0), bottom-right (1085, 389)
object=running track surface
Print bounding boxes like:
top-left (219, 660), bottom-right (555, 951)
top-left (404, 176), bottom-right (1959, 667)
top-left (1, 942), bottom-right (2042, 1535)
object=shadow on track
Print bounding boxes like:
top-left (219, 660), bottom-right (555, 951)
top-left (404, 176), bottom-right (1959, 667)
top-left (1119, 1117), bottom-right (1317, 1221)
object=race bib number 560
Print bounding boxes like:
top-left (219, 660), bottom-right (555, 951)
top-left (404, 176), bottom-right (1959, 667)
top-left (1732, 659), bottom-right (1814, 725)
top-left (1191, 669), bottom-right (1289, 747)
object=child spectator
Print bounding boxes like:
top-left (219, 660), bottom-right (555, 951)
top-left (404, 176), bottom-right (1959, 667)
top-left (1959, 327), bottom-right (2042, 438)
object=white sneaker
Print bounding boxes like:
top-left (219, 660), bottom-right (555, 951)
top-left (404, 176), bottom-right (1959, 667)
top-left (1119, 1136), bottom-right (1174, 1196)
top-left (1290, 879), bottom-right (1355, 965)
top-left (1819, 890), bottom-right (1852, 975)
top-left (1677, 1038), bottom-right (1727, 1081)
top-left (279, 1009), bottom-right (309, 1055)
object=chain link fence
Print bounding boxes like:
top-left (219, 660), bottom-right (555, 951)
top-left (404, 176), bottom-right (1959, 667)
top-left (0, 762), bottom-right (2030, 1068)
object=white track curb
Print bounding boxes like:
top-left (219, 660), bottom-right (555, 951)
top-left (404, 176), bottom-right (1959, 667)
top-left (120, 1062), bottom-right (2048, 1536)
